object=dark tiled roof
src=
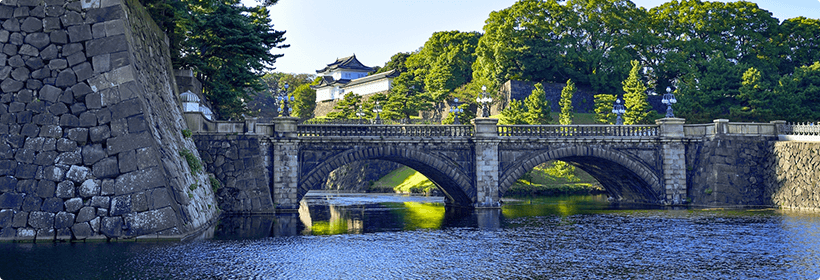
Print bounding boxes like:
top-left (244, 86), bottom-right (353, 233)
top-left (316, 54), bottom-right (374, 74)
top-left (310, 76), bottom-right (351, 89)
top-left (345, 69), bottom-right (399, 87)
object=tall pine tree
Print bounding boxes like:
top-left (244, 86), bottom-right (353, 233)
top-left (524, 83), bottom-right (552, 124)
top-left (622, 60), bottom-right (653, 124)
top-left (559, 79), bottom-right (575, 125)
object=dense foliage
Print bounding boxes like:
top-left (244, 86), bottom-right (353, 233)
top-left (142, 0), bottom-right (288, 120)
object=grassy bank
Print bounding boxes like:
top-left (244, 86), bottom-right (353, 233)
top-left (368, 166), bottom-right (437, 194)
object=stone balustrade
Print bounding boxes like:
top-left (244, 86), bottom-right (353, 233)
top-left (297, 124), bottom-right (474, 138)
top-left (497, 124), bottom-right (659, 138)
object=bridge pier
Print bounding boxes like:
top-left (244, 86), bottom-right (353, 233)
top-left (272, 117), bottom-right (301, 210)
top-left (473, 119), bottom-right (502, 208)
top-left (657, 118), bottom-right (687, 204)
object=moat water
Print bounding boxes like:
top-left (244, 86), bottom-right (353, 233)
top-left (2, 191), bottom-right (820, 279)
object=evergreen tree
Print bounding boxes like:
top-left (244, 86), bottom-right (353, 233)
top-left (291, 84), bottom-right (316, 120)
top-left (559, 79), bottom-right (575, 125)
top-left (622, 60), bottom-right (652, 124)
top-left (593, 94), bottom-right (617, 124)
top-left (730, 67), bottom-right (772, 122)
top-left (524, 83), bottom-right (552, 124)
top-left (179, 1), bottom-right (288, 120)
top-left (501, 99), bottom-right (528, 125)
top-left (326, 92), bottom-right (362, 120)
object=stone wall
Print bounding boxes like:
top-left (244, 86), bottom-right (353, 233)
top-left (685, 135), bottom-right (777, 206)
top-left (768, 142), bottom-right (820, 210)
top-left (0, 0), bottom-right (218, 241)
top-left (193, 134), bottom-right (273, 213)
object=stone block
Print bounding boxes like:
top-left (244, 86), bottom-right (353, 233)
top-left (36, 228), bottom-right (56, 241)
top-left (81, 143), bottom-right (105, 165)
top-left (56, 180), bottom-right (75, 198)
top-left (67, 51), bottom-right (86, 67)
top-left (56, 228), bottom-right (72, 240)
top-left (92, 157), bottom-right (118, 178)
top-left (12, 211), bottom-right (28, 228)
top-left (109, 194), bottom-right (131, 216)
top-left (2, 18), bottom-right (20, 32)
top-left (105, 19), bottom-right (124, 36)
top-left (55, 148), bottom-right (82, 166)
top-left (73, 62), bottom-right (92, 82)
top-left (100, 216), bottom-right (122, 237)
top-left (0, 193), bottom-right (24, 210)
top-left (149, 187), bottom-right (172, 209)
top-left (92, 53), bottom-right (110, 74)
top-left (117, 149), bottom-right (136, 173)
top-left (0, 6), bottom-right (12, 19)
top-left (124, 207), bottom-right (177, 236)
top-left (39, 125), bottom-right (62, 139)
top-left (14, 148), bottom-right (35, 163)
top-left (0, 209), bottom-right (13, 228)
top-left (132, 192), bottom-right (147, 212)
top-left (78, 111), bottom-right (97, 127)
top-left (44, 17), bottom-right (62, 31)
top-left (55, 69), bottom-right (76, 88)
top-left (114, 167), bottom-right (164, 196)
top-left (43, 165), bottom-right (65, 182)
top-left (34, 151), bottom-right (58, 166)
top-left (56, 138), bottom-right (77, 152)
top-left (50, 30), bottom-right (68, 44)
top-left (24, 33), bottom-right (49, 50)
top-left (90, 196), bottom-right (109, 208)
top-left (48, 103), bottom-right (69, 116)
top-left (109, 118), bottom-right (126, 137)
top-left (71, 82), bottom-right (92, 100)
top-left (89, 216), bottom-right (100, 233)
top-left (106, 132), bottom-right (152, 155)
top-left (1, 79), bottom-right (24, 93)
top-left (29, 211), bottom-right (55, 229)
top-left (16, 228), bottom-right (36, 241)
top-left (15, 163), bottom-right (37, 179)
top-left (100, 179), bottom-right (115, 195)
top-left (70, 103), bottom-right (86, 115)
top-left (18, 44), bottom-right (39, 57)
top-left (110, 98), bottom-right (142, 120)
top-left (85, 34), bottom-right (127, 57)
top-left (41, 197), bottom-right (64, 213)
top-left (66, 165), bottom-right (90, 183)
top-left (89, 124), bottom-right (110, 143)
top-left (82, 0), bottom-right (102, 10)
top-left (35, 180), bottom-right (56, 198)
top-left (76, 206), bottom-right (95, 223)
top-left (20, 17), bottom-right (43, 33)
top-left (92, 22), bottom-right (106, 39)
top-left (0, 176), bottom-right (18, 192)
top-left (64, 197), bottom-right (82, 213)
top-left (96, 108), bottom-right (111, 124)
top-left (67, 24), bottom-right (92, 43)
top-left (72, 222), bottom-right (93, 239)
top-left (79, 179), bottom-right (100, 197)
top-left (85, 92), bottom-right (103, 109)
top-left (110, 50), bottom-right (128, 68)
top-left (60, 114), bottom-right (79, 127)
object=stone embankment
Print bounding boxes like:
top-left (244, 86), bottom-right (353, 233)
top-left (0, 0), bottom-right (218, 241)
top-left (768, 142), bottom-right (820, 210)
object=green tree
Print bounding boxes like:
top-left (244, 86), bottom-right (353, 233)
top-left (621, 60), bottom-right (652, 124)
top-left (559, 79), bottom-right (575, 125)
top-left (501, 99), bottom-right (528, 125)
top-left (291, 84), bottom-right (316, 120)
top-left (326, 92), bottom-right (362, 120)
top-left (593, 94), bottom-right (617, 124)
top-left (774, 62), bottom-right (820, 121)
top-left (405, 31), bottom-right (481, 104)
top-left (730, 67), bottom-right (772, 122)
top-left (776, 17), bottom-right (820, 73)
top-left (524, 83), bottom-right (552, 124)
top-left (179, 1), bottom-right (288, 120)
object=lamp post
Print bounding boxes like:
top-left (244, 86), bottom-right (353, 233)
top-left (476, 85), bottom-right (493, 118)
top-left (450, 97), bottom-right (463, 125)
top-left (356, 105), bottom-right (365, 124)
top-left (612, 98), bottom-right (626, 125)
top-left (662, 86), bottom-right (677, 118)
top-left (373, 101), bottom-right (383, 124)
top-left (277, 83), bottom-right (294, 117)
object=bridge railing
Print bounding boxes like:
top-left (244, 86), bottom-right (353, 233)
top-left (778, 122), bottom-right (820, 136)
top-left (497, 125), bottom-right (659, 138)
top-left (297, 124), bottom-right (474, 138)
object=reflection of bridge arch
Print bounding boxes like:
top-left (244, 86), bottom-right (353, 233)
top-left (299, 146), bottom-right (474, 206)
top-left (499, 147), bottom-right (662, 203)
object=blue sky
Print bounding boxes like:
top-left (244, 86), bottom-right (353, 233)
top-left (253, 0), bottom-right (820, 75)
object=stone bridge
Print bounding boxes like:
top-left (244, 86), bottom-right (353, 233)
top-left (188, 113), bottom-right (797, 213)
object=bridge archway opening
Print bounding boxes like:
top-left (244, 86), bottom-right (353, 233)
top-left (500, 152), bottom-right (661, 204)
top-left (299, 147), bottom-right (475, 207)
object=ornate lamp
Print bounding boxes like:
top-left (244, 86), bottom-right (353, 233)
top-left (450, 98), bottom-right (463, 125)
top-left (476, 85), bottom-right (493, 118)
top-left (373, 101), bottom-right (383, 124)
top-left (662, 86), bottom-right (677, 118)
top-left (277, 83), bottom-right (294, 117)
top-left (356, 105), bottom-right (365, 123)
top-left (612, 98), bottom-right (626, 125)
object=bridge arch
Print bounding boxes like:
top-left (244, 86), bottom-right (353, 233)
top-left (299, 146), bottom-right (474, 206)
top-left (499, 147), bottom-right (662, 203)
